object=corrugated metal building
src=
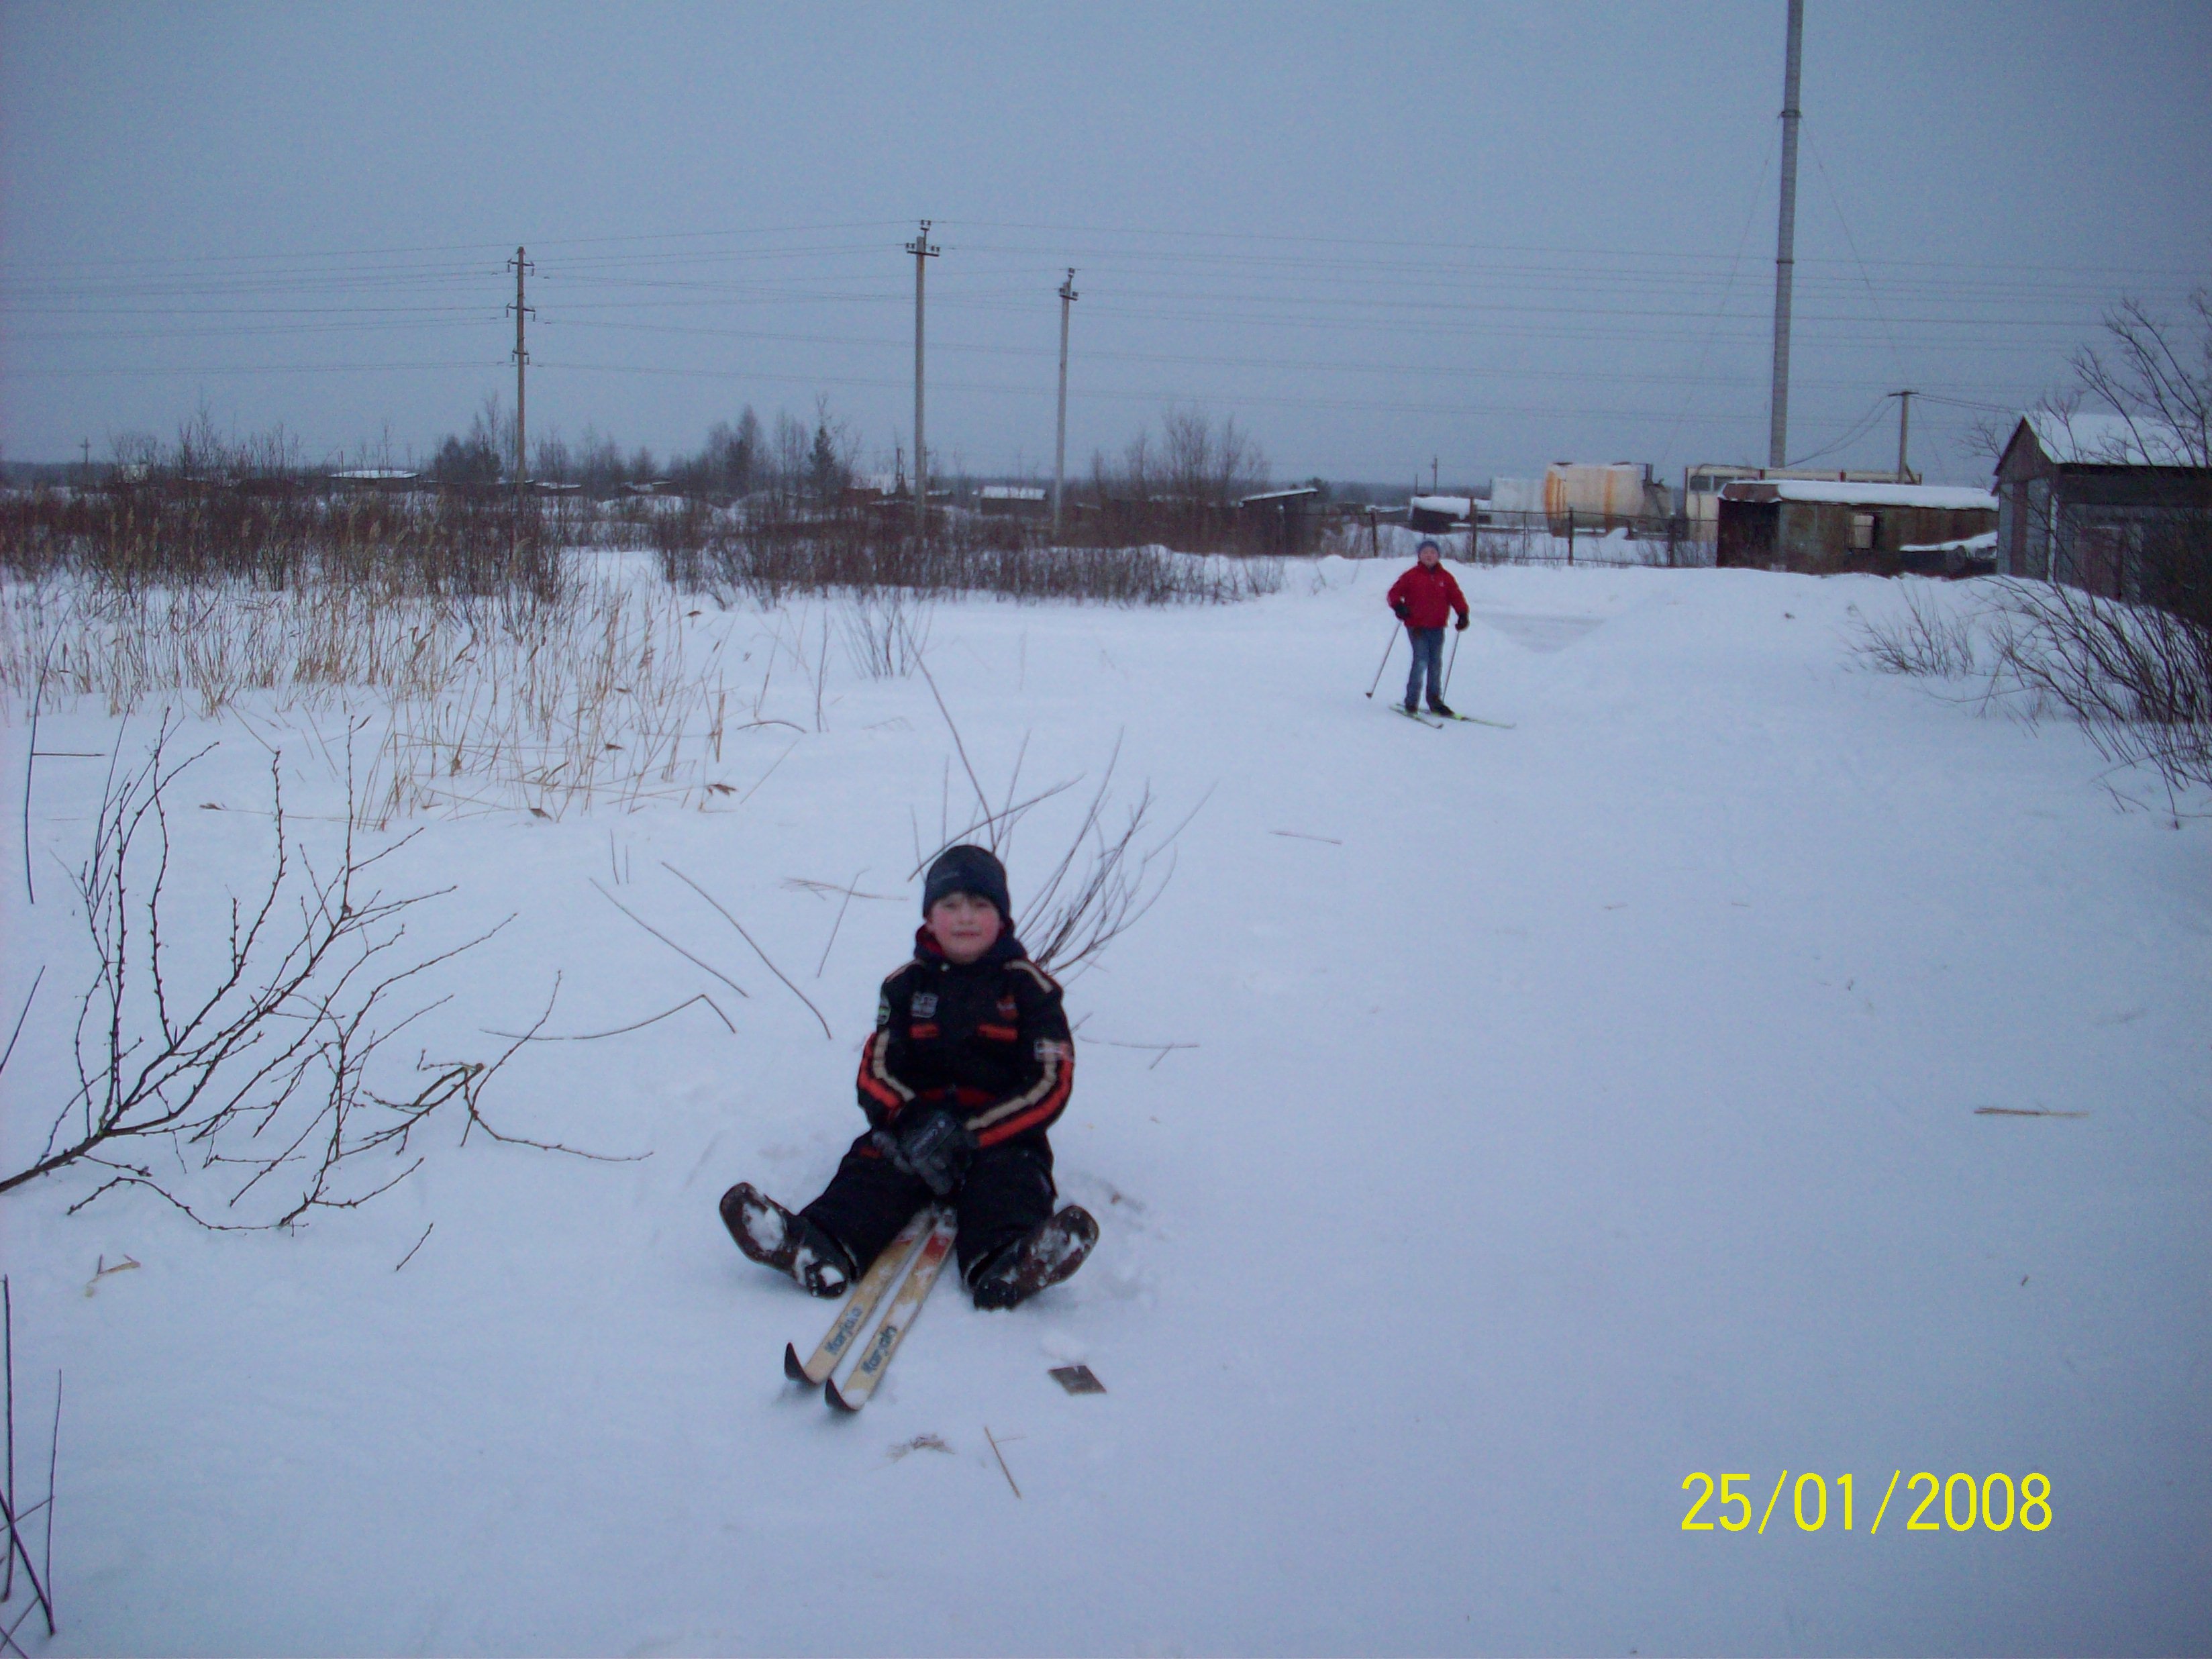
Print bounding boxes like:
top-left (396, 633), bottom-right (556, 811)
top-left (1681, 464), bottom-right (1910, 544)
top-left (1716, 480), bottom-right (1997, 575)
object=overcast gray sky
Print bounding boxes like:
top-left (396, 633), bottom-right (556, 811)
top-left (4, 0), bottom-right (2209, 487)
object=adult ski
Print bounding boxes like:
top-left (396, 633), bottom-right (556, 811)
top-left (783, 1209), bottom-right (933, 1385)
top-left (825, 1210), bottom-right (959, 1413)
top-left (1436, 711), bottom-right (1515, 728)
top-left (1389, 704), bottom-right (1444, 728)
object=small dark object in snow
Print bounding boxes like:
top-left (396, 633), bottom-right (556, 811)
top-left (1050, 1363), bottom-right (1106, 1395)
top-left (887, 1433), bottom-right (952, 1461)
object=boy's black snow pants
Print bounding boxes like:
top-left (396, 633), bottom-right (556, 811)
top-left (801, 1132), bottom-right (1056, 1289)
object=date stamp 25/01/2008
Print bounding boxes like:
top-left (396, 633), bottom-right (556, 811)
top-left (1682, 1470), bottom-right (2051, 1536)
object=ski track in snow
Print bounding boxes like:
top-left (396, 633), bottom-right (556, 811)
top-left (2, 556), bottom-right (2208, 1655)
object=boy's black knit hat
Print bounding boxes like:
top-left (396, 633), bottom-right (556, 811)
top-left (922, 844), bottom-right (1011, 918)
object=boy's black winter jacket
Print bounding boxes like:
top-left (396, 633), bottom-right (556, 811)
top-left (856, 927), bottom-right (1074, 1149)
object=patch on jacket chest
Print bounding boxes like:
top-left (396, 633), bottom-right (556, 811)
top-left (995, 995), bottom-right (1017, 1020)
top-left (910, 992), bottom-right (938, 1018)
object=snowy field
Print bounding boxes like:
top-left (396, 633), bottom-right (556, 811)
top-left (1, 556), bottom-right (2207, 1655)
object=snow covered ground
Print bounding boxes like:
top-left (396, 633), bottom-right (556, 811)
top-left (2, 557), bottom-right (2207, 1655)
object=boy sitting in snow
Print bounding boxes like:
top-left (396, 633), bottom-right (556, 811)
top-left (720, 844), bottom-right (1098, 1311)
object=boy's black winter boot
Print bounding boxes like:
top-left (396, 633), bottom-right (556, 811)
top-left (968, 1205), bottom-right (1100, 1311)
top-left (719, 1182), bottom-right (856, 1298)
top-left (1429, 699), bottom-right (1454, 717)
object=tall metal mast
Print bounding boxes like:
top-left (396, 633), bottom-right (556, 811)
top-left (1767, 0), bottom-right (1805, 468)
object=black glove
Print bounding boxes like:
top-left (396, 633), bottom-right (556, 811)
top-left (878, 1107), bottom-right (976, 1197)
top-left (1454, 615), bottom-right (1470, 632)
top-left (1392, 603), bottom-right (1409, 621)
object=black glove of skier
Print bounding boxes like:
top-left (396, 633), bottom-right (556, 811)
top-left (1454, 615), bottom-right (1470, 632)
top-left (1392, 603), bottom-right (1409, 621)
top-left (876, 1107), bottom-right (976, 1197)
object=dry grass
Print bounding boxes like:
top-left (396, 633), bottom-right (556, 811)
top-left (1, 573), bottom-right (764, 825)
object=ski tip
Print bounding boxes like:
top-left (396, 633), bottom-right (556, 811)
top-left (823, 1376), bottom-right (859, 1413)
top-left (783, 1342), bottom-right (809, 1383)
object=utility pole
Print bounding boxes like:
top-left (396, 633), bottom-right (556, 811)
top-left (79, 438), bottom-right (91, 485)
top-left (1891, 389), bottom-right (1915, 482)
top-left (1767, 0), bottom-right (1805, 468)
top-left (1054, 267), bottom-right (1078, 544)
top-left (907, 221), bottom-right (939, 542)
top-left (507, 247), bottom-right (534, 494)
top-left (1431, 456), bottom-right (1440, 493)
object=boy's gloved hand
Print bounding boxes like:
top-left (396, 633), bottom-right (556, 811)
top-left (1392, 602), bottom-right (1409, 620)
top-left (877, 1107), bottom-right (976, 1197)
top-left (1454, 615), bottom-right (1470, 631)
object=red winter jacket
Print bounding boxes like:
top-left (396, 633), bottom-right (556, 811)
top-left (1386, 562), bottom-right (1468, 630)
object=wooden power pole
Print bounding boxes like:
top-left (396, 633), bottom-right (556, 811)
top-left (1054, 268), bottom-right (1078, 543)
top-left (507, 247), bottom-right (534, 494)
top-left (1893, 389), bottom-right (1915, 482)
top-left (907, 221), bottom-right (939, 541)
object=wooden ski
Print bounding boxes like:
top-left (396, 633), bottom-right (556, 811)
top-left (824, 1211), bottom-right (959, 1413)
top-left (783, 1209), bottom-right (933, 1385)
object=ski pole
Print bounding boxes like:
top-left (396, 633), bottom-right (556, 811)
top-left (1363, 621), bottom-right (1400, 699)
top-left (1442, 625), bottom-right (1461, 697)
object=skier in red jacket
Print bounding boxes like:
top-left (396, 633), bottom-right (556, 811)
top-left (1385, 540), bottom-right (1470, 717)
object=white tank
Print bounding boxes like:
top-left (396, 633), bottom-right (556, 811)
top-left (1542, 462), bottom-right (1658, 530)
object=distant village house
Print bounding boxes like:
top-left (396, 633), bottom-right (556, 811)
top-left (1994, 411), bottom-right (2211, 599)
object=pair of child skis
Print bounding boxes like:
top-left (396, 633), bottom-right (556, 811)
top-left (721, 844), bottom-right (1099, 1411)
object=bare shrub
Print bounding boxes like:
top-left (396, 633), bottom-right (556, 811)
top-left (1016, 752), bottom-right (1199, 978)
top-left (679, 501), bottom-right (1279, 607)
top-left (0, 725), bottom-right (579, 1229)
top-left (907, 662), bottom-right (1199, 977)
top-left (1990, 579), bottom-right (2212, 796)
top-left (1850, 585), bottom-right (1984, 678)
top-left (838, 591), bottom-right (932, 679)
top-left (1982, 289), bottom-right (2212, 800)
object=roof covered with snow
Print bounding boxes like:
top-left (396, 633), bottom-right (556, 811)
top-left (978, 485), bottom-right (1046, 501)
top-left (2021, 411), bottom-right (2202, 468)
top-left (1721, 479), bottom-right (1997, 511)
top-left (1408, 494), bottom-right (1473, 515)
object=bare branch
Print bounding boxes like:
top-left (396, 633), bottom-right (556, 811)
top-left (659, 862), bottom-right (832, 1040)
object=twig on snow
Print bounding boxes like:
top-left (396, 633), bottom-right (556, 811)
top-left (590, 880), bottom-right (750, 1002)
top-left (984, 1424), bottom-right (1022, 1500)
top-left (660, 863), bottom-right (832, 1040)
top-left (393, 1222), bottom-right (434, 1271)
top-left (483, 992), bottom-right (738, 1042)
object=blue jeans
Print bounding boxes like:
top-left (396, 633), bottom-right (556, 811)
top-left (1405, 627), bottom-right (1444, 708)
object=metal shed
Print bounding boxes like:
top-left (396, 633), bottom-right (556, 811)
top-left (1238, 486), bottom-right (1321, 554)
top-left (1716, 480), bottom-right (1997, 576)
